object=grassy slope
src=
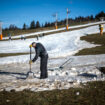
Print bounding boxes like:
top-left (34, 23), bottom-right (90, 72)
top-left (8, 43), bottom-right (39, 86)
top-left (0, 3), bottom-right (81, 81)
top-left (1, 22), bottom-right (104, 42)
top-left (2, 21), bottom-right (101, 41)
top-left (0, 53), bottom-right (29, 58)
top-left (0, 81), bottom-right (105, 105)
top-left (2, 21), bottom-right (91, 37)
top-left (75, 33), bottom-right (105, 55)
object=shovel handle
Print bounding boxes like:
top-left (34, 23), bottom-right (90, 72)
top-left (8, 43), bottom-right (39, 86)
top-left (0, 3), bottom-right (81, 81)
top-left (30, 47), bottom-right (32, 72)
top-left (30, 63), bottom-right (31, 72)
top-left (30, 47), bottom-right (32, 60)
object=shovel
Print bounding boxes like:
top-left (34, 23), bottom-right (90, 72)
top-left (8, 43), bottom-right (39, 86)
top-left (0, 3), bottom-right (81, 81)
top-left (26, 45), bottom-right (35, 79)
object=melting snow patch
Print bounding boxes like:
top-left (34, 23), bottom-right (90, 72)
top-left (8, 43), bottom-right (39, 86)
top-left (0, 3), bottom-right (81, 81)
top-left (0, 63), bottom-right (105, 92)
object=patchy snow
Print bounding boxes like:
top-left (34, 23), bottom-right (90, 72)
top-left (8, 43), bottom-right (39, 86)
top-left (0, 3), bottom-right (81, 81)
top-left (0, 22), bottom-right (105, 92)
top-left (0, 54), bottom-right (105, 92)
top-left (0, 24), bottom-right (105, 65)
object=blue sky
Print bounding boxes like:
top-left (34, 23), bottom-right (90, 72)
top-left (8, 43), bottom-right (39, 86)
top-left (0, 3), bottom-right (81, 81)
top-left (0, 0), bottom-right (105, 28)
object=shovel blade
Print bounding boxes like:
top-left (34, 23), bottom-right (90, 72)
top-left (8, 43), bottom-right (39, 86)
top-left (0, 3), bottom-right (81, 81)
top-left (26, 71), bottom-right (35, 79)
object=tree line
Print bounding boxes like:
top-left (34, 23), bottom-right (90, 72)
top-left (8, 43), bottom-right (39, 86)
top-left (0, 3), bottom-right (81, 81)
top-left (4, 11), bottom-right (105, 31)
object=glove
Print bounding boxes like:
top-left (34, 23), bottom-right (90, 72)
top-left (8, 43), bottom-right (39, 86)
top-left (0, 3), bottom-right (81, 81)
top-left (29, 44), bottom-right (32, 48)
top-left (29, 60), bottom-right (33, 64)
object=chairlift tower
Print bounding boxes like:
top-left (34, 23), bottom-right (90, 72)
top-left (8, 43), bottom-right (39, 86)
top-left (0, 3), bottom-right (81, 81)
top-left (53, 13), bottom-right (58, 29)
top-left (66, 8), bottom-right (70, 30)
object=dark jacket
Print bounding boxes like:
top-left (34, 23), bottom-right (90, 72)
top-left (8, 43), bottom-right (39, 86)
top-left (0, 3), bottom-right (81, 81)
top-left (32, 43), bottom-right (47, 62)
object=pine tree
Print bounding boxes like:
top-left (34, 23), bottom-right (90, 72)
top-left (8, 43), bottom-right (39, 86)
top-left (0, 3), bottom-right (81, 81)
top-left (44, 22), bottom-right (48, 27)
top-left (36, 21), bottom-right (40, 28)
top-left (90, 15), bottom-right (94, 21)
top-left (23, 23), bottom-right (27, 30)
top-left (95, 11), bottom-right (105, 20)
top-left (30, 20), bottom-right (36, 29)
top-left (9, 24), bottom-right (18, 30)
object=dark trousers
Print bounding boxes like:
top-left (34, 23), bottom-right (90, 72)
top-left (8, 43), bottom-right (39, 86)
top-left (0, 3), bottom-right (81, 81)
top-left (40, 54), bottom-right (48, 79)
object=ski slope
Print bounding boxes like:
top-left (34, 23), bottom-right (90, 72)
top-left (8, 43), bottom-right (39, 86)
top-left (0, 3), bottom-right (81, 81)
top-left (3, 21), bottom-right (105, 40)
top-left (0, 24), bottom-right (105, 65)
top-left (0, 23), bottom-right (105, 92)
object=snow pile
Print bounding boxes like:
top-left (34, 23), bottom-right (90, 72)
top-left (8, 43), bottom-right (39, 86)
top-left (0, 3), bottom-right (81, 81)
top-left (0, 66), bottom-right (105, 92)
top-left (0, 54), bottom-right (105, 92)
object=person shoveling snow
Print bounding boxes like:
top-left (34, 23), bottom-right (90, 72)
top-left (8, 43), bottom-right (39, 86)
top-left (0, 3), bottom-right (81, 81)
top-left (29, 42), bottom-right (48, 79)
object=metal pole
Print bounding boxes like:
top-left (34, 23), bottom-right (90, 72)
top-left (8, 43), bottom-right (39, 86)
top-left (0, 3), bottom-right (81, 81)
top-left (55, 13), bottom-right (58, 29)
top-left (60, 58), bottom-right (73, 68)
top-left (30, 47), bottom-right (32, 72)
top-left (52, 13), bottom-right (58, 29)
top-left (0, 22), bottom-right (3, 40)
top-left (66, 8), bottom-right (68, 26)
top-left (66, 8), bottom-right (70, 30)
